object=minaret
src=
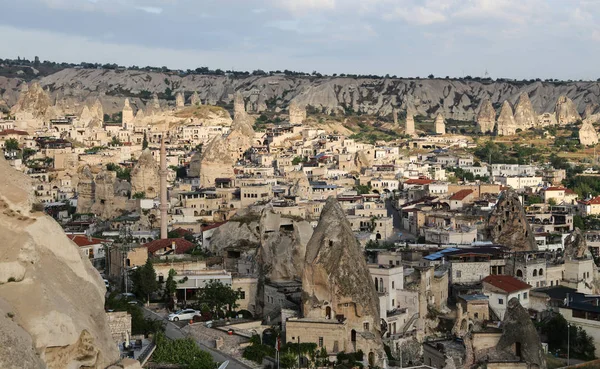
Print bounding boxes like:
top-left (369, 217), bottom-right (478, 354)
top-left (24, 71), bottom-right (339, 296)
top-left (159, 135), bottom-right (168, 239)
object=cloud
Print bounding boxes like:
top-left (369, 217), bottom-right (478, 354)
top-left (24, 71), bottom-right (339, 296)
top-left (275, 0), bottom-right (336, 13)
top-left (136, 6), bottom-right (163, 14)
top-left (386, 5), bottom-right (447, 25)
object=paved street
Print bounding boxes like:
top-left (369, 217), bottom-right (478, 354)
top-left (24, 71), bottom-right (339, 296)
top-left (142, 307), bottom-right (253, 369)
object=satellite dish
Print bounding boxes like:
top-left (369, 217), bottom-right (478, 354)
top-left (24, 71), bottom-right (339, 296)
top-left (218, 361), bottom-right (230, 369)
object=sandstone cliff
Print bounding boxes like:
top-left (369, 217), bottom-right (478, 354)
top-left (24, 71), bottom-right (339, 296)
top-left (0, 156), bottom-right (120, 368)
top-left (0, 69), bottom-right (589, 120)
top-left (487, 190), bottom-right (537, 251)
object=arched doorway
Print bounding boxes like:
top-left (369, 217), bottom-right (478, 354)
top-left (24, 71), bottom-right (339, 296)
top-left (379, 278), bottom-right (384, 292)
top-left (368, 352), bottom-right (375, 367)
top-left (351, 329), bottom-right (356, 342)
top-left (325, 306), bottom-right (331, 319)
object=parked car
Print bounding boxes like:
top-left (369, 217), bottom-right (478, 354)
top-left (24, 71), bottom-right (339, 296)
top-left (168, 309), bottom-right (200, 322)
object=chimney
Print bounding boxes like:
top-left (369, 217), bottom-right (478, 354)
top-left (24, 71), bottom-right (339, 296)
top-left (159, 135), bottom-right (168, 239)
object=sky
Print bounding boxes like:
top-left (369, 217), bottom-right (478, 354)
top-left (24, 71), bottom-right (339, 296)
top-left (2, 0), bottom-right (600, 80)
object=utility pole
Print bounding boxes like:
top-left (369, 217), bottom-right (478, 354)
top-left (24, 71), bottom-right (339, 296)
top-left (567, 323), bottom-right (571, 366)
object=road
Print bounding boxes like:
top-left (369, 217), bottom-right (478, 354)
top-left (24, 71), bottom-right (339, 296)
top-left (142, 307), bottom-right (252, 369)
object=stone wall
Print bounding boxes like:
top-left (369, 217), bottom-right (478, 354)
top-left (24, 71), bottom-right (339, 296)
top-left (106, 311), bottom-right (132, 343)
top-left (450, 261), bottom-right (490, 284)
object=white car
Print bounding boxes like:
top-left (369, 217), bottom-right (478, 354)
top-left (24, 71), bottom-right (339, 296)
top-left (168, 309), bottom-right (200, 322)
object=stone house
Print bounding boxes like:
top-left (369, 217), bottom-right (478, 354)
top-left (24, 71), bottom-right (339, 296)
top-left (482, 275), bottom-right (531, 320)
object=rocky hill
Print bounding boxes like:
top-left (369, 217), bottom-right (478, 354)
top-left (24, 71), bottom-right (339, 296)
top-left (3, 68), bottom-right (600, 120)
top-left (0, 155), bottom-right (122, 368)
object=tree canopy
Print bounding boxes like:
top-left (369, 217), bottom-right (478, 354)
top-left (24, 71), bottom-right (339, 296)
top-left (131, 259), bottom-right (159, 303)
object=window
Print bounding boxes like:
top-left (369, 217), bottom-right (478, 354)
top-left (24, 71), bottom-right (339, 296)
top-left (363, 322), bottom-right (370, 331)
top-left (392, 299), bottom-right (395, 307)
top-left (456, 270), bottom-right (462, 278)
top-left (240, 291), bottom-right (246, 300)
top-left (523, 292), bottom-right (528, 299)
top-left (498, 298), bottom-right (504, 305)
top-left (318, 337), bottom-right (323, 347)
top-left (474, 312), bottom-right (479, 319)
top-left (533, 269), bottom-right (537, 277)
top-left (392, 281), bottom-right (395, 289)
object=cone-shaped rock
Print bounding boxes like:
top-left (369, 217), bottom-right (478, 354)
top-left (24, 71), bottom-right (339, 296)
top-left (175, 92), bottom-right (185, 108)
top-left (486, 190), bottom-right (537, 251)
top-left (579, 120), bottom-right (599, 146)
top-left (495, 298), bottom-right (547, 369)
top-left (122, 98), bottom-right (134, 124)
top-left (405, 108), bottom-right (415, 136)
top-left (131, 149), bottom-right (160, 198)
top-left (476, 99), bottom-right (495, 134)
top-left (302, 197), bottom-right (381, 333)
top-left (190, 91), bottom-right (201, 106)
top-left (513, 93), bottom-right (537, 129)
top-left (434, 113), bottom-right (445, 134)
top-left (496, 101), bottom-right (517, 136)
top-left (555, 95), bottom-right (581, 125)
top-left (289, 100), bottom-right (307, 125)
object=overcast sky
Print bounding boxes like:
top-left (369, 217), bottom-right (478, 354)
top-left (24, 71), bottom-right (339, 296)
top-left (2, 0), bottom-right (600, 80)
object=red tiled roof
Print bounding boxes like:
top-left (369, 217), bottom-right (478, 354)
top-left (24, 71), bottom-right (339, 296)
top-left (0, 129), bottom-right (28, 136)
top-left (565, 189), bottom-right (576, 195)
top-left (579, 196), bottom-right (600, 205)
top-left (67, 234), bottom-right (109, 247)
top-left (449, 189), bottom-right (474, 201)
top-left (405, 179), bottom-right (433, 185)
top-left (170, 227), bottom-right (194, 237)
top-left (545, 187), bottom-right (568, 191)
top-left (142, 238), bottom-right (195, 255)
top-left (482, 275), bottom-right (531, 294)
top-left (201, 221), bottom-right (228, 232)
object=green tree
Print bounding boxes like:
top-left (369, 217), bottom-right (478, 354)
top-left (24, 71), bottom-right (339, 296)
top-left (527, 195), bottom-right (543, 205)
top-left (152, 332), bottom-right (215, 369)
top-left (193, 279), bottom-right (242, 316)
top-left (164, 269), bottom-right (177, 300)
top-left (548, 198), bottom-right (557, 206)
top-left (542, 313), bottom-right (595, 360)
top-left (111, 136), bottom-right (121, 146)
top-left (4, 138), bottom-right (19, 151)
top-left (132, 192), bottom-right (146, 199)
top-left (142, 132), bottom-right (148, 150)
top-left (131, 259), bottom-right (159, 304)
top-left (292, 156), bottom-right (305, 165)
top-left (574, 215), bottom-right (585, 230)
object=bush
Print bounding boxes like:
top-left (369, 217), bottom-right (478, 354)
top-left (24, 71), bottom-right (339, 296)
top-left (243, 342), bottom-right (276, 364)
top-left (153, 332), bottom-right (215, 369)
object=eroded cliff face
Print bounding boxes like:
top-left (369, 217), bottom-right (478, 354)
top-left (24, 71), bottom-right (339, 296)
top-left (486, 190), bottom-right (537, 251)
top-left (0, 156), bottom-right (119, 368)
top-left (130, 149), bottom-right (160, 198)
top-left (0, 69), bottom-right (598, 120)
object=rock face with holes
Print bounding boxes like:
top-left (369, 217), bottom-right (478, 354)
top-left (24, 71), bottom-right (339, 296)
top-left (564, 228), bottom-right (592, 260)
top-left (0, 155), bottom-right (120, 368)
top-left (301, 197), bottom-right (384, 363)
top-left (288, 100), bottom-right (307, 125)
top-left (434, 113), bottom-right (446, 134)
top-left (486, 190), bottom-right (537, 251)
top-left (130, 149), bottom-right (160, 198)
top-left (476, 99), bottom-right (496, 134)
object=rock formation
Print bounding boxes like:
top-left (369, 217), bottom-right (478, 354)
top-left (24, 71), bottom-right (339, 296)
top-left (537, 112), bottom-right (558, 127)
top-left (130, 149), bottom-right (160, 198)
top-left (564, 228), bottom-right (593, 260)
top-left (405, 108), bottom-right (415, 136)
top-left (175, 92), bottom-right (185, 108)
top-left (556, 95), bottom-right (581, 125)
top-left (513, 93), bottom-right (537, 129)
top-left (147, 93), bottom-right (161, 115)
top-left (495, 298), bottom-right (546, 368)
top-left (122, 98), bottom-right (134, 125)
top-left (496, 101), bottom-right (517, 135)
top-left (579, 119), bottom-right (599, 146)
top-left (76, 165), bottom-right (96, 214)
top-left (486, 190), bottom-right (537, 251)
top-left (392, 108), bottom-right (398, 125)
top-left (10, 82), bottom-right (53, 130)
top-left (194, 92), bottom-right (254, 187)
top-left (287, 170), bottom-right (313, 200)
top-left (190, 91), bottom-right (201, 106)
top-left (434, 113), bottom-right (445, 134)
top-left (289, 100), bottom-right (307, 125)
top-left (0, 156), bottom-right (120, 368)
top-left (302, 197), bottom-right (383, 357)
top-left (476, 99), bottom-right (496, 134)
top-left (94, 169), bottom-right (116, 203)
